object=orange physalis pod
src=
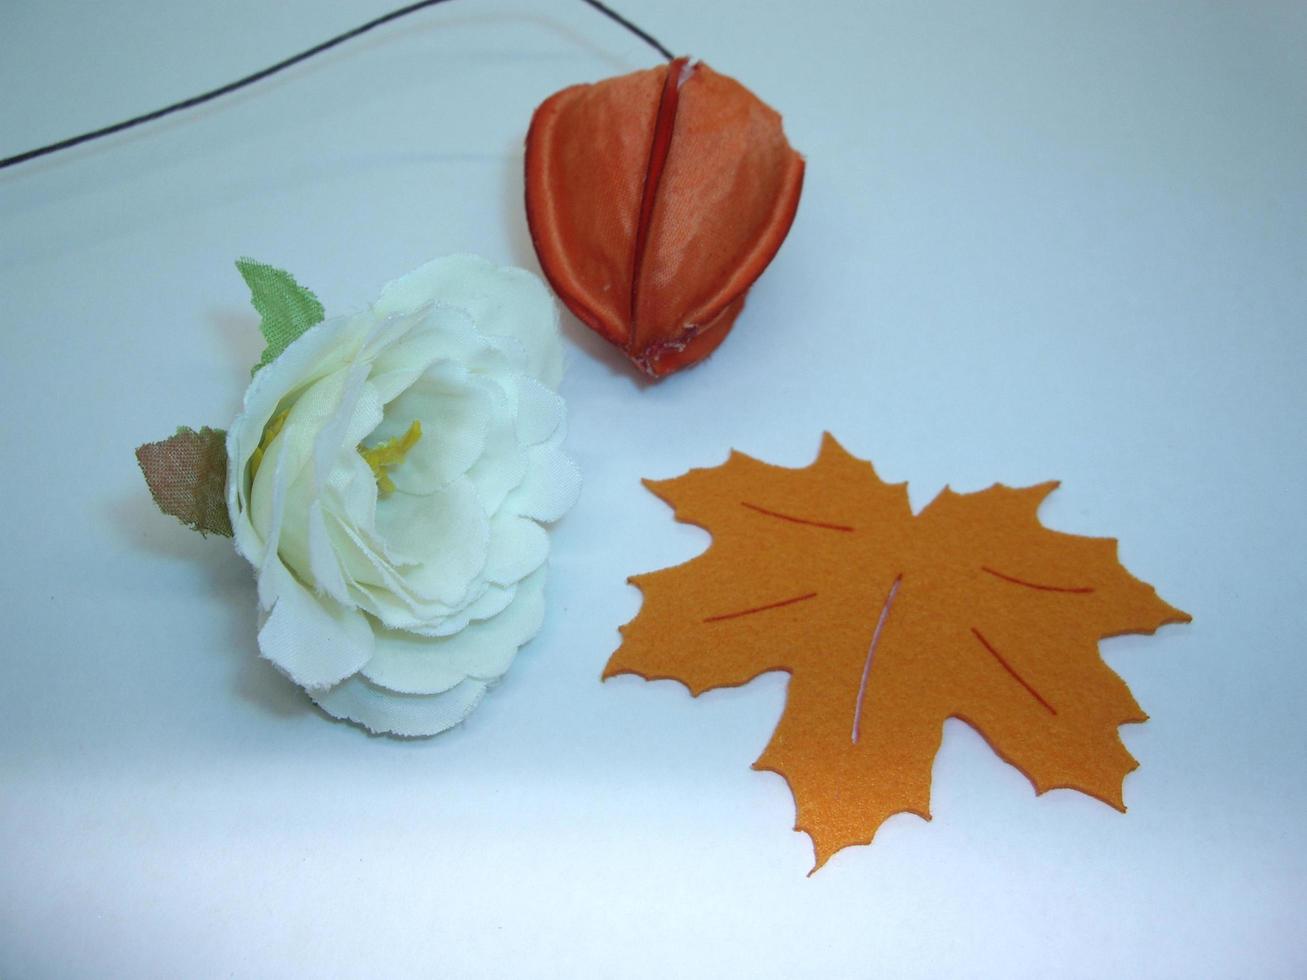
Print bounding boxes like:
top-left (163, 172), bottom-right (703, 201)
top-left (525, 57), bottom-right (805, 378)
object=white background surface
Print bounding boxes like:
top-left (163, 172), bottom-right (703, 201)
top-left (2, 1), bottom-right (1304, 976)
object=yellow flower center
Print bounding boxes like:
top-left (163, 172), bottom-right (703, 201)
top-left (248, 411), bottom-right (422, 497)
top-left (359, 420), bottom-right (422, 496)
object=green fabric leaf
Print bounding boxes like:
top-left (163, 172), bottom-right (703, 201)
top-left (135, 426), bottom-right (233, 537)
top-left (236, 258), bottom-right (325, 374)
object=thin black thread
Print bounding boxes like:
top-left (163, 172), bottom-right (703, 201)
top-left (580, 0), bottom-right (675, 61)
top-left (0, 0), bottom-right (675, 171)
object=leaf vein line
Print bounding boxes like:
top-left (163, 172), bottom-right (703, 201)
top-left (703, 591), bottom-right (818, 623)
top-left (740, 501), bottom-right (855, 532)
top-left (970, 628), bottom-right (1057, 715)
top-left (852, 575), bottom-right (902, 744)
top-left (981, 566), bottom-right (1094, 594)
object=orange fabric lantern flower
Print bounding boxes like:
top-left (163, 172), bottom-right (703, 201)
top-left (525, 57), bottom-right (805, 378)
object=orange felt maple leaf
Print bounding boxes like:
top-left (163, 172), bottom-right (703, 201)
top-left (603, 435), bottom-right (1190, 870)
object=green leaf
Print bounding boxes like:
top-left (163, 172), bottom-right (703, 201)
top-left (135, 426), bottom-right (233, 537)
top-left (236, 258), bottom-right (325, 374)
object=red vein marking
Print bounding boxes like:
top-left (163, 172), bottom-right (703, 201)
top-left (740, 501), bottom-right (855, 532)
top-left (970, 627), bottom-right (1057, 715)
top-left (852, 575), bottom-right (902, 744)
top-left (703, 591), bottom-right (818, 623)
top-left (981, 566), bottom-right (1094, 594)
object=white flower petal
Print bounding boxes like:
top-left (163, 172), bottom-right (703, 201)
top-left (379, 477), bottom-right (489, 606)
top-left (326, 514), bottom-right (457, 626)
top-left (255, 436), bottom-right (297, 609)
top-left (368, 305), bottom-right (481, 387)
top-left (248, 366), bottom-right (361, 549)
top-left (373, 362), bottom-right (491, 494)
top-left (227, 313), bottom-right (373, 554)
top-left (361, 569), bottom-right (546, 695)
top-left (235, 315), bottom-right (370, 455)
top-left (305, 500), bottom-right (351, 603)
top-left (312, 674), bottom-right (488, 737)
top-left (375, 255), bottom-right (563, 389)
top-left (313, 375), bottom-right (383, 496)
top-left (502, 441), bottom-right (582, 524)
top-left (246, 425), bottom-right (289, 549)
top-left (514, 375), bottom-right (564, 446)
top-left (272, 466), bottom-right (329, 601)
top-left (324, 451), bottom-right (383, 547)
top-left (256, 560), bottom-right (374, 690)
top-left (358, 305), bottom-right (430, 364)
top-left (419, 582), bottom-right (516, 638)
top-left (482, 514), bottom-right (549, 586)
top-left (462, 391), bottom-right (526, 515)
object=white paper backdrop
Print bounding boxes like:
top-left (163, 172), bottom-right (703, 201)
top-left (2, 1), bottom-right (1304, 976)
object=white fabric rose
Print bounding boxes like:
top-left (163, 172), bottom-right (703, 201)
top-left (225, 255), bottom-right (579, 736)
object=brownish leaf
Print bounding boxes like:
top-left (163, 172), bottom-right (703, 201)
top-left (135, 426), bottom-right (232, 537)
